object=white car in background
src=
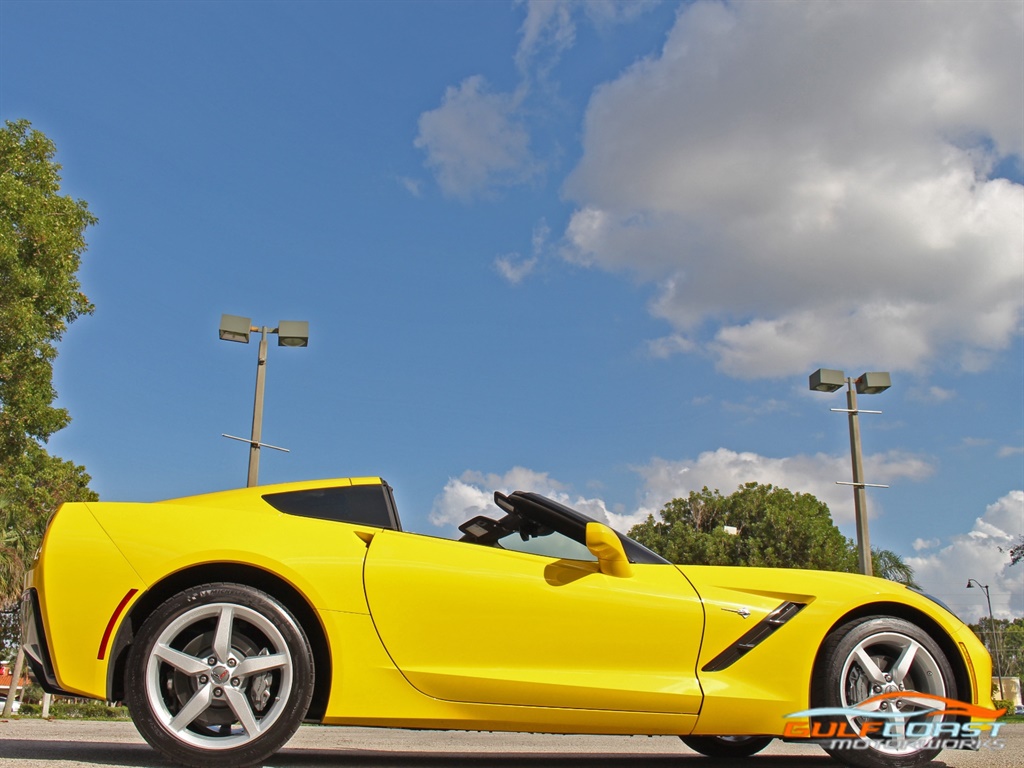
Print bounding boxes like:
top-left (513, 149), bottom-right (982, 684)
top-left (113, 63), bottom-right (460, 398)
top-left (0, 696), bottom-right (21, 713)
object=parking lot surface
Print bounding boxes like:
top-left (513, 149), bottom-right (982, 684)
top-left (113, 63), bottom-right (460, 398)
top-left (0, 720), bottom-right (1020, 767)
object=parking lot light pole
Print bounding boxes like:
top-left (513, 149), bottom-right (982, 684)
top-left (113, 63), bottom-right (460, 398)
top-left (247, 325), bottom-right (271, 488)
top-left (967, 578), bottom-right (1005, 700)
top-left (219, 315), bottom-right (308, 487)
top-left (809, 369), bottom-right (891, 577)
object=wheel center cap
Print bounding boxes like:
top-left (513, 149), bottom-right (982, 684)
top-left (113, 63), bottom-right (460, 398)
top-left (211, 665), bottom-right (231, 685)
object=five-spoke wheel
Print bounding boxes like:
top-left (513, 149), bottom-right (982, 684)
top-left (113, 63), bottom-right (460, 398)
top-left (814, 616), bottom-right (956, 768)
top-left (125, 583), bottom-right (313, 768)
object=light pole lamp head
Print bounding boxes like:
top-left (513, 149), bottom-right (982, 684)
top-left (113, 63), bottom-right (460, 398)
top-left (809, 368), bottom-right (845, 392)
top-left (276, 320), bottom-right (309, 347)
top-left (219, 314), bottom-right (252, 343)
top-left (856, 372), bottom-right (892, 395)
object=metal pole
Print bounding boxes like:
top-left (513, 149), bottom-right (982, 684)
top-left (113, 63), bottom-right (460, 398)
top-left (248, 326), bottom-right (269, 487)
top-left (847, 379), bottom-right (873, 576)
top-left (982, 584), bottom-right (1006, 700)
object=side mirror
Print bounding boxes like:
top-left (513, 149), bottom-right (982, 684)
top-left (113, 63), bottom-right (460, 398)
top-left (585, 522), bottom-right (633, 578)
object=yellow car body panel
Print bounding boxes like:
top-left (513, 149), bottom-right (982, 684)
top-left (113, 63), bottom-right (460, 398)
top-left (22, 476), bottom-right (994, 763)
top-left (92, 501), bottom-right (374, 614)
top-left (680, 566), bottom-right (994, 735)
top-left (28, 479), bottom-right (386, 700)
top-left (25, 503), bottom-right (147, 698)
top-left (363, 529), bottom-right (704, 714)
top-left (318, 610), bottom-right (697, 734)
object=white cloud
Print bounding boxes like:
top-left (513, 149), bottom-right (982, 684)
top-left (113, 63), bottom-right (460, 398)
top-left (515, 0), bottom-right (576, 75)
top-left (646, 332), bottom-right (698, 358)
top-left (962, 437), bottom-right (993, 448)
top-left (417, 2), bottom-right (657, 199)
top-left (494, 254), bottom-right (538, 285)
top-left (633, 448), bottom-right (934, 526)
top-left (430, 467), bottom-right (565, 528)
top-left (560, 1), bottom-right (1023, 378)
top-left (908, 386), bottom-right (956, 404)
top-left (432, 447), bottom-right (934, 541)
top-left (998, 445), bottom-right (1024, 459)
top-left (414, 76), bottom-right (540, 200)
top-left (907, 490), bottom-right (1023, 622)
top-left (397, 176), bottom-right (423, 197)
top-left (913, 537), bottom-right (941, 552)
top-left (516, 0), bottom-right (658, 75)
top-left (429, 467), bottom-right (632, 532)
top-left (493, 220), bottom-right (550, 285)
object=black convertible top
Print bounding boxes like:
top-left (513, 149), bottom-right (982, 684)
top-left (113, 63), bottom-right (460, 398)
top-left (497, 490), bottom-right (671, 565)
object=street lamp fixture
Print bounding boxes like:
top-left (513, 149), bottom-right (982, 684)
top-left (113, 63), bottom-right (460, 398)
top-left (966, 578), bottom-right (1006, 700)
top-left (809, 368), bottom-right (891, 577)
top-left (217, 314), bottom-right (252, 344)
top-left (219, 314), bottom-right (309, 487)
top-left (276, 321), bottom-right (309, 348)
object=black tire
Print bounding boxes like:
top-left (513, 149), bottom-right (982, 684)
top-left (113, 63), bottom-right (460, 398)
top-left (680, 735), bottom-right (773, 758)
top-left (125, 583), bottom-right (314, 768)
top-left (812, 616), bottom-right (956, 768)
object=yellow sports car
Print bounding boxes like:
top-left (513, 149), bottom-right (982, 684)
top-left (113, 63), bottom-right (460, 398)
top-left (22, 477), bottom-right (995, 768)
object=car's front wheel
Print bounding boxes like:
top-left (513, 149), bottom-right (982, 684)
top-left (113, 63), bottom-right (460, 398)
top-left (125, 583), bottom-right (314, 768)
top-left (813, 616), bottom-right (957, 768)
top-left (680, 735), bottom-right (773, 757)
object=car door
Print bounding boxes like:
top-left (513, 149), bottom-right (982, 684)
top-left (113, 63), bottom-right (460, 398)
top-left (363, 528), bottom-right (705, 714)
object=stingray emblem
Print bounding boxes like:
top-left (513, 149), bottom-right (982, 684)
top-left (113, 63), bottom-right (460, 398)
top-left (722, 606), bottom-right (751, 619)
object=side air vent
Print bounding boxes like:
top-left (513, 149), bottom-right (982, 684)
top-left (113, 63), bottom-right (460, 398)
top-left (702, 601), bottom-right (806, 672)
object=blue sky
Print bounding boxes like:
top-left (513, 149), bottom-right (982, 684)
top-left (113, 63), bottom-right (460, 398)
top-left (2, 1), bottom-right (1021, 621)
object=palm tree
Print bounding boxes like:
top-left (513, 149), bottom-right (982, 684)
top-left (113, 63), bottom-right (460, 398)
top-left (872, 548), bottom-right (918, 587)
top-left (0, 498), bottom-right (24, 611)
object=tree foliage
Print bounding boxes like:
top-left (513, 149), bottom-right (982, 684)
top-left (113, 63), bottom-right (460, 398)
top-left (630, 483), bottom-right (858, 570)
top-left (969, 617), bottom-right (1024, 693)
top-left (0, 609), bottom-right (18, 664)
top-left (870, 547), bottom-right (917, 586)
top-left (0, 119), bottom-right (95, 462)
top-left (1007, 535), bottom-right (1024, 567)
top-left (629, 482), bottom-right (917, 585)
top-left (0, 442), bottom-right (97, 609)
top-left (0, 120), bottom-right (97, 612)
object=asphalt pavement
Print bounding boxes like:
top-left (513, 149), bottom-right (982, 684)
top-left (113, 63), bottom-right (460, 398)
top-left (0, 719), bottom-right (1020, 768)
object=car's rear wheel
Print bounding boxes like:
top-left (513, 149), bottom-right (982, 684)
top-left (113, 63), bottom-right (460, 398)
top-left (125, 583), bottom-right (314, 768)
top-left (680, 735), bottom-right (773, 757)
top-left (813, 616), bottom-right (956, 768)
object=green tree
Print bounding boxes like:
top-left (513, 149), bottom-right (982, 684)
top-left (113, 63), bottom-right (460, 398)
top-left (0, 443), bottom-right (96, 717)
top-left (629, 482), bottom-right (917, 585)
top-left (870, 547), bottom-right (918, 586)
top-left (0, 118), bottom-right (97, 604)
top-left (0, 608), bottom-right (19, 665)
top-left (0, 119), bottom-right (95, 463)
top-left (0, 442), bottom-right (97, 609)
top-left (0, 122), bottom-right (97, 712)
top-left (969, 617), bottom-right (1024, 700)
top-left (630, 483), bottom-right (858, 570)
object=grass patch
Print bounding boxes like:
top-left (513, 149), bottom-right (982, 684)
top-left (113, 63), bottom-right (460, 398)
top-left (16, 700), bottom-right (130, 719)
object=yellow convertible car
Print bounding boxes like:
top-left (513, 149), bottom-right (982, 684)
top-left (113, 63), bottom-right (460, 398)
top-left (22, 477), bottom-right (994, 768)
